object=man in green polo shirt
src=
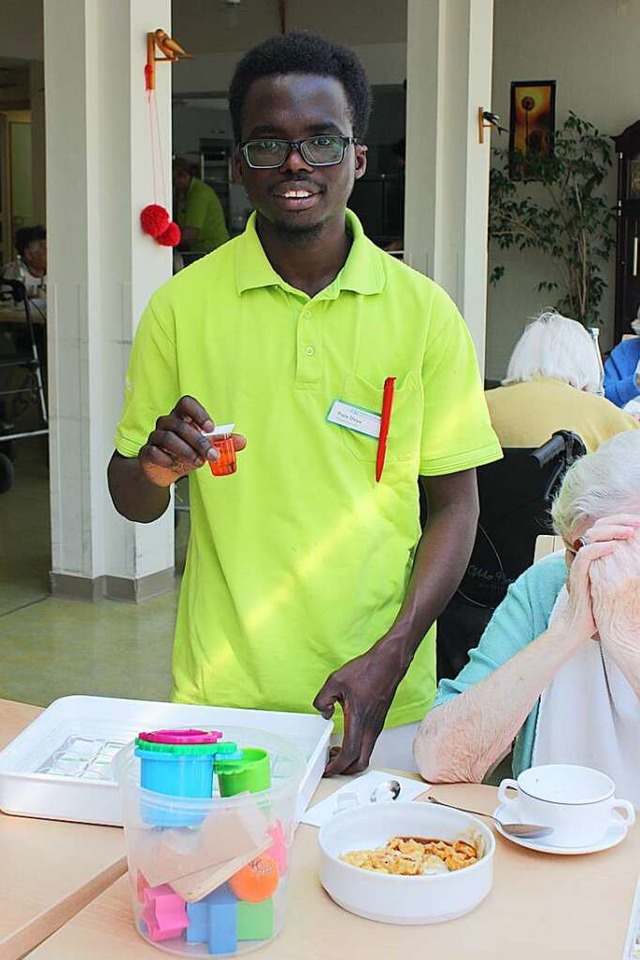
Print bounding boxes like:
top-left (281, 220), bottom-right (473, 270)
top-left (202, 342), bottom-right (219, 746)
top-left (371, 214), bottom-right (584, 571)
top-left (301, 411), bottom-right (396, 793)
top-left (108, 33), bottom-right (501, 776)
top-left (173, 157), bottom-right (229, 254)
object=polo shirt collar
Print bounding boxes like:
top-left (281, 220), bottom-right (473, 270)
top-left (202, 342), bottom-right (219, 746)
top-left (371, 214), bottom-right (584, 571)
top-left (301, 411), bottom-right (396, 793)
top-left (235, 210), bottom-right (385, 297)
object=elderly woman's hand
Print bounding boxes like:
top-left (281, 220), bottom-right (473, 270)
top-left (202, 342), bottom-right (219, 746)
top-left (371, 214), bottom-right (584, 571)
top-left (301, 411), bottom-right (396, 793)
top-left (589, 522), bottom-right (640, 654)
top-left (556, 515), bottom-right (640, 642)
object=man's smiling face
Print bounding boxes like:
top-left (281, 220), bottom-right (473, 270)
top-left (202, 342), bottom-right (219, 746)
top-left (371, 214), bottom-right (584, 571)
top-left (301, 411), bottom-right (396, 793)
top-left (233, 73), bottom-right (367, 240)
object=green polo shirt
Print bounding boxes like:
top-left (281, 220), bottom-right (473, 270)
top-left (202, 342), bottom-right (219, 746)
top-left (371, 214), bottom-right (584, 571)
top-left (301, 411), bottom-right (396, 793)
top-left (115, 211), bottom-right (501, 728)
top-left (175, 177), bottom-right (229, 253)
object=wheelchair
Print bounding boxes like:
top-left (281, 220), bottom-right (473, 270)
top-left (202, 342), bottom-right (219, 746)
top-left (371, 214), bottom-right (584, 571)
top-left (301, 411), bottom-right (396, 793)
top-left (435, 430), bottom-right (587, 680)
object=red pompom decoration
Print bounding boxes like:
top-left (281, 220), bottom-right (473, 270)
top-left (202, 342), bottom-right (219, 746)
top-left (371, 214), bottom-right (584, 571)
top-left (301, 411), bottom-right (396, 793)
top-left (156, 221), bottom-right (181, 247)
top-left (140, 204), bottom-right (170, 237)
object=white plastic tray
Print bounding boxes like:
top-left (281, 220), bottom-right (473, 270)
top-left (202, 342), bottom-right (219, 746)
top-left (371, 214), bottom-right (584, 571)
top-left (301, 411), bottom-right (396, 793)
top-left (0, 695), bottom-right (332, 826)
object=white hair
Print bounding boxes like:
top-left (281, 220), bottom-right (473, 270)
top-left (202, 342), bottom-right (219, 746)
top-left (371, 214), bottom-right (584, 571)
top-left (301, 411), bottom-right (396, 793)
top-left (631, 317), bottom-right (640, 336)
top-left (551, 432), bottom-right (640, 541)
top-left (503, 310), bottom-right (602, 394)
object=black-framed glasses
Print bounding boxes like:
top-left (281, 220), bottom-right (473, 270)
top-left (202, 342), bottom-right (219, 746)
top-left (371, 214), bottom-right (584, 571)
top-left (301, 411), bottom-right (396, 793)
top-left (239, 135), bottom-right (357, 169)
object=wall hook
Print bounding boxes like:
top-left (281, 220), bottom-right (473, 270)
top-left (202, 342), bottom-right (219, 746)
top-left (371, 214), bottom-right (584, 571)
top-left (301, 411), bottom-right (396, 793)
top-left (145, 28), bottom-right (193, 92)
top-left (478, 108), bottom-right (508, 144)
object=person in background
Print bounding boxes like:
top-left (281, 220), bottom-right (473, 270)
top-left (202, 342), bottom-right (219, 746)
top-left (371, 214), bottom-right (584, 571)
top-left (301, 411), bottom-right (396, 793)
top-left (172, 157), bottom-right (229, 255)
top-left (2, 225), bottom-right (47, 309)
top-left (108, 32), bottom-right (501, 775)
top-left (603, 316), bottom-right (640, 410)
top-left (0, 226), bottom-right (47, 430)
top-left (415, 431), bottom-right (640, 808)
top-left (485, 309), bottom-right (638, 453)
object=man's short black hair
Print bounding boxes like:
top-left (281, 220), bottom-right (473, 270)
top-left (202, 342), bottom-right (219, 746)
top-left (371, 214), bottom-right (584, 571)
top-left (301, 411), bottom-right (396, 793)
top-left (15, 225), bottom-right (46, 258)
top-left (229, 32), bottom-right (372, 143)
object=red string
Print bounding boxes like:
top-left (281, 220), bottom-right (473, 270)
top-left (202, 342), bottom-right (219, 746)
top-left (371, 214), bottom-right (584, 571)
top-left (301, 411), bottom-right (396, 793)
top-left (153, 90), bottom-right (168, 208)
top-left (146, 88), bottom-right (158, 205)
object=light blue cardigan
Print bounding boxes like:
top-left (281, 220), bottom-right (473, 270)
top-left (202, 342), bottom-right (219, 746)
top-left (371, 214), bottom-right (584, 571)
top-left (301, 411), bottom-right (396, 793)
top-left (433, 552), bottom-right (567, 776)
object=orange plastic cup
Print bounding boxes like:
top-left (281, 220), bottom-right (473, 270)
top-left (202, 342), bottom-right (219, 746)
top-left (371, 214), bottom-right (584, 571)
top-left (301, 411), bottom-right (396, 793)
top-left (208, 435), bottom-right (237, 476)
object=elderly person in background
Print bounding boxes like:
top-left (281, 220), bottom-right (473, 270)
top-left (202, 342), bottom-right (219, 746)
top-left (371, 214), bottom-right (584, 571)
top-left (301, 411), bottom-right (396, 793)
top-left (415, 431), bottom-right (640, 806)
top-left (2, 225), bottom-right (47, 307)
top-left (604, 316), bottom-right (640, 410)
top-left (485, 310), bottom-right (637, 452)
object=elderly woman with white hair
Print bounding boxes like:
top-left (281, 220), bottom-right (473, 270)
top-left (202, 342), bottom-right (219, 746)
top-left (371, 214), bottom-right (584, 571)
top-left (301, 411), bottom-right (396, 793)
top-left (604, 316), bottom-right (640, 410)
top-left (486, 309), bottom-right (637, 451)
top-left (415, 431), bottom-right (640, 806)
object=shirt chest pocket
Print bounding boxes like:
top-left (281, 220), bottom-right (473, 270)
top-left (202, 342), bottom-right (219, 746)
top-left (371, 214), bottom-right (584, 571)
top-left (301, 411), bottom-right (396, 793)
top-left (338, 371), bottom-right (422, 464)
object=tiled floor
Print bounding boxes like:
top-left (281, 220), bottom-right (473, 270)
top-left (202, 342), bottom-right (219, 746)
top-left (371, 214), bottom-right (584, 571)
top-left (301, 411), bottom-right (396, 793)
top-left (0, 438), bottom-right (183, 707)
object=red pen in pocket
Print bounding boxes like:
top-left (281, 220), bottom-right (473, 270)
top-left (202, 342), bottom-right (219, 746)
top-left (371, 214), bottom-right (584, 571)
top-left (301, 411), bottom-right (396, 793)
top-left (376, 376), bottom-right (396, 482)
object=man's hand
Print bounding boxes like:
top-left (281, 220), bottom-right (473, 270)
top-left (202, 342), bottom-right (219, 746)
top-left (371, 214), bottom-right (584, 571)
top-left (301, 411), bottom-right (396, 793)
top-left (108, 395), bottom-right (246, 523)
top-left (139, 395), bottom-right (246, 488)
top-left (313, 642), bottom-right (408, 776)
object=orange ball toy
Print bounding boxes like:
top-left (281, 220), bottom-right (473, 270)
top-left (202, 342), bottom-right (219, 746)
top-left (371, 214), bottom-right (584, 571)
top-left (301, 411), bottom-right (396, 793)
top-left (229, 855), bottom-right (279, 903)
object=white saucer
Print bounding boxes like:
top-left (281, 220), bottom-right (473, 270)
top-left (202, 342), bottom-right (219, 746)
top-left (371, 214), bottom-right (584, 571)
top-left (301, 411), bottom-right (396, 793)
top-left (492, 803), bottom-right (629, 855)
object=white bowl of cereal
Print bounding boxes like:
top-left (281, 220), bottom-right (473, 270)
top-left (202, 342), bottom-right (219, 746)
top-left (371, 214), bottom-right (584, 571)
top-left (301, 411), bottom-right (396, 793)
top-left (318, 800), bottom-right (494, 924)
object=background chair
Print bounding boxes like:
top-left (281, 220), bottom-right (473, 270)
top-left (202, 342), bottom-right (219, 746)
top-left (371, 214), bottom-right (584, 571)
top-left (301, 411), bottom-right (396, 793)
top-left (436, 430), bottom-right (587, 680)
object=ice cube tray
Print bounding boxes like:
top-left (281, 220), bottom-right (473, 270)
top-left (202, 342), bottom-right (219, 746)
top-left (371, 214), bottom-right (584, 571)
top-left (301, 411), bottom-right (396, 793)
top-left (0, 695), bottom-right (332, 825)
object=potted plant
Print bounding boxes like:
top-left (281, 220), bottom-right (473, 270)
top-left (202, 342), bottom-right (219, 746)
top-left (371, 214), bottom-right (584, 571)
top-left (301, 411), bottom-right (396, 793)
top-left (488, 112), bottom-right (616, 326)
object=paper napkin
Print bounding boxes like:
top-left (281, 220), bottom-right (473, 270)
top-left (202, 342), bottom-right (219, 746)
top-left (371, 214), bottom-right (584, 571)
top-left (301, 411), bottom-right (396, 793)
top-left (301, 769), bottom-right (430, 828)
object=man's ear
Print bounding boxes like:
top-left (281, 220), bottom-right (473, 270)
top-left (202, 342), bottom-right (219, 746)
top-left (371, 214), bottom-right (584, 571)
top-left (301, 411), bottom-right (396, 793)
top-left (354, 143), bottom-right (368, 181)
top-left (231, 149), bottom-right (244, 184)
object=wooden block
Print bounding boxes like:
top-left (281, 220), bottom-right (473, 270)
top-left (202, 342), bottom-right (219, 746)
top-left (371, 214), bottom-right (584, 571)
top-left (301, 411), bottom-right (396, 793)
top-left (170, 839), bottom-right (271, 903)
top-left (134, 798), bottom-right (270, 887)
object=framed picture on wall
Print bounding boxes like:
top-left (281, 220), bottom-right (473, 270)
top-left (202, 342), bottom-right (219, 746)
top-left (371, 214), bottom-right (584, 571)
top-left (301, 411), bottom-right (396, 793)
top-left (509, 80), bottom-right (556, 180)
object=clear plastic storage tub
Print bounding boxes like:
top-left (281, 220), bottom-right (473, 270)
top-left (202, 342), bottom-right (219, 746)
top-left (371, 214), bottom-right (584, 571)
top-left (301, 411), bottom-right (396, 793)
top-left (114, 727), bottom-right (303, 957)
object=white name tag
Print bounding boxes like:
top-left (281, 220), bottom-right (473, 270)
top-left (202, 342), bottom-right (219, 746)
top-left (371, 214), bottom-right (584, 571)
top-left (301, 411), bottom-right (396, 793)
top-left (327, 400), bottom-right (380, 439)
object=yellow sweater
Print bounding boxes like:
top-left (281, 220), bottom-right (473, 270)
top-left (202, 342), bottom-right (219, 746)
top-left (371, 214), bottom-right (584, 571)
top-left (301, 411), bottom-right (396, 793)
top-left (485, 377), bottom-right (639, 453)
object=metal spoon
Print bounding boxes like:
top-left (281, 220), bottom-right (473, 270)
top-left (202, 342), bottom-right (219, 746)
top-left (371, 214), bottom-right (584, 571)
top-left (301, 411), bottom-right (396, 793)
top-left (370, 779), bottom-right (402, 803)
top-left (426, 795), bottom-right (554, 839)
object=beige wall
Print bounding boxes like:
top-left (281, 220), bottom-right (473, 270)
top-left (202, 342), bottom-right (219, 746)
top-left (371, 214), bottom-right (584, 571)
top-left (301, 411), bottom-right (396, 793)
top-left (487, 0), bottom-right (640, 377)
top-left (0, 0), bottom-right (43, 60)
top-left (29, 60), bottom-right (46, 224)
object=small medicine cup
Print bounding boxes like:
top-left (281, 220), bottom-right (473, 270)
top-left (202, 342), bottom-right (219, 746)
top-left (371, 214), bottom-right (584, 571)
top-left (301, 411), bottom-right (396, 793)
top-left (202, 423), bottom-right (237, 477)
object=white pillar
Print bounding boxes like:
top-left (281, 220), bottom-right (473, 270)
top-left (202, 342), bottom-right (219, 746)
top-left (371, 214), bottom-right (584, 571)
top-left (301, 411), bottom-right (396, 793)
top-left (404, 0), bottom-right (494, 369)
top-left (44, 0), bottom-right (175, 600)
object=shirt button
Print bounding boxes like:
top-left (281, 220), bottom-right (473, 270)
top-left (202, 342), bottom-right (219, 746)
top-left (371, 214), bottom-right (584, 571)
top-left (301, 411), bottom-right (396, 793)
top-left (303, 311), bottom-right (312, 320)
top-left (305, 346), bottom-right (315, 356)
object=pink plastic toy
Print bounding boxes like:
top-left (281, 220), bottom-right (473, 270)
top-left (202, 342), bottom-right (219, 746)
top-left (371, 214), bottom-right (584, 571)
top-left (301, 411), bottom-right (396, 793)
top-left (141, 884), bottom-right (188, 942)
top-left (137, 729), bottom-right (223, 745)
top-left (136, 869), bottom-right (150, 903)
top-left (266, 820), bottom-right (288, 874)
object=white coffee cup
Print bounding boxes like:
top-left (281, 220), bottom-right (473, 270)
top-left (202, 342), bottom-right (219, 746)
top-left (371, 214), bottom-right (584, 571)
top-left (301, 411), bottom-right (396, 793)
top-left (497, 764), bottom-right (635, 848)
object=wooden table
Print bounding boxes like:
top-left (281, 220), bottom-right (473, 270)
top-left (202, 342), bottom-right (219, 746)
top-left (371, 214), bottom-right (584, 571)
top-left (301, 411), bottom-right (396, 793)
top-left (0, 306), bottom-right (45, 325)
top-left (24, 777), bottom-right (640, 959)
top-left (0, 700), bottom-right (127, 960)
